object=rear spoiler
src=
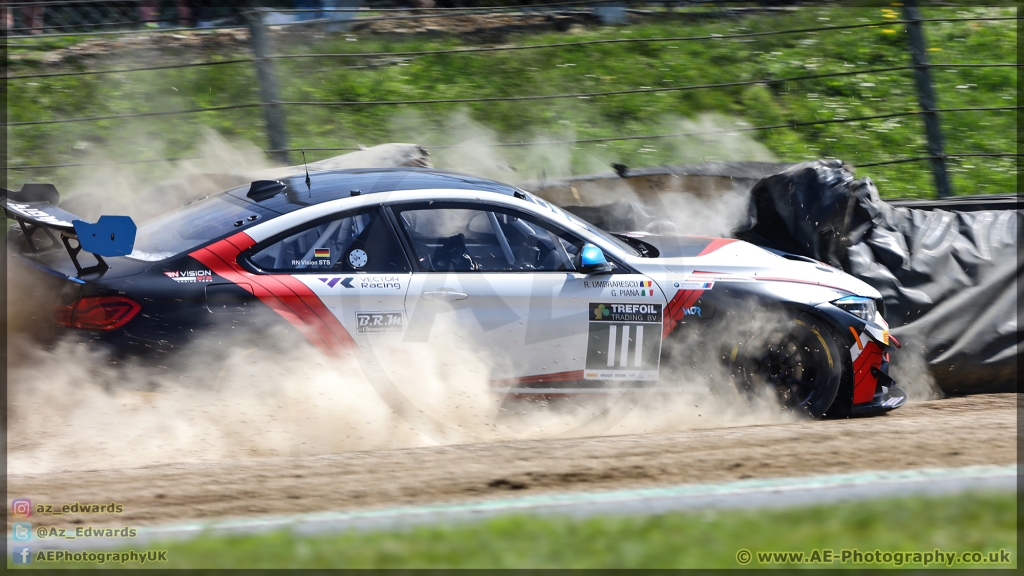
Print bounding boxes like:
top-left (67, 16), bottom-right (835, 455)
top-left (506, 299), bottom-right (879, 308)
top-left (2, 183), bottom-right (137, 275)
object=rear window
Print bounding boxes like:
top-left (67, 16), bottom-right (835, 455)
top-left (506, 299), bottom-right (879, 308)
top-left (128, 195), bottom-right (263, 261)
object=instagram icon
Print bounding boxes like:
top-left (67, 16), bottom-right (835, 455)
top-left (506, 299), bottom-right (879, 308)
top-left (11, 499), bottom-right (32, 518)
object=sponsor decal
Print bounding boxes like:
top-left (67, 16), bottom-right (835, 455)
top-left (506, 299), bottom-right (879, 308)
top-left (291, 259), bottom-right (331, 266)
top-left (882, 395), bottom-right (901, 407)
top-left (356, 311), bottom-right (403, 334)
top-left (676, 281), bottom-right (714, 290)
top-left (663, 284), bottom-right (713, 337)
top-left (585, 303), bottom-right (663, 381)
top-left (164, 270), bottom-right (213, 283)
top-left (318, 276), bottom-right (401, 290)
top-left (314, 247), bottom-right (331, 259)
top-left (358, 275), bottom-right (402, 290)
top-left (589, 302), bottom-right (662, 324)
top-left (5, 203), bottom-right (74, 227)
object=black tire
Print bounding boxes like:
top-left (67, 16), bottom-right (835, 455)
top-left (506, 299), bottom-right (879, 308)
top-left (736, 313), bottom-right (843, 418)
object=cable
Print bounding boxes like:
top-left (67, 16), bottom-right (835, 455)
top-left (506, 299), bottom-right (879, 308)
top-left (6, 18), bottom-right (1017, 80)
top-left (262, 8), bottom-right (614, 27)
top-left (4, 24), bottom-right (247, 39)
top-left (273, 65), bottom-right (920, 108)
top-left (428, 106), bottom-right (1020, 147)
top-left (5, 103), bottom-right (262, 127)
top-left (249, 1), bottom-right (632, 14)
top-left (857, 153), bottom-right (1022, 168)
top-left (7, 107), bottom-right (1017, 170)
top-left (4, 156), bottom-right (206, 170)
top-left (6, 64), bottom-right (921, 126)
top-left (5, 18), bottom-right (185, 35)
top-left (0, 0), bottom-right (143, 6)
top-left (5, 58), bottom-right (254, 80)
top-left (266, 16), bottom-right (1018, 62)
top-left (9, 13), bottom-right (1016, 40)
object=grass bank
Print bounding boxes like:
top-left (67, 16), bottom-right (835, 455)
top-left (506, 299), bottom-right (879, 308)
top-left (11, 491), bottom-right (1015, 569)
top-left (5, 6), bottom-right (1016, 197)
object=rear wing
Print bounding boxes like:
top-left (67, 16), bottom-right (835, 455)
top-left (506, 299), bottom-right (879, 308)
top-left (2, 183), bottom-right (137, 275)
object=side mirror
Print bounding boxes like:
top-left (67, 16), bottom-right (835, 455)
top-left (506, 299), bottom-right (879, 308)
top-left (579, 243), bottom-right (613, 274)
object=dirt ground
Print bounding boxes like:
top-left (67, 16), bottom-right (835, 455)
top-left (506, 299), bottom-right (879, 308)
top-left (7, 393), bottom-right (1016, 531)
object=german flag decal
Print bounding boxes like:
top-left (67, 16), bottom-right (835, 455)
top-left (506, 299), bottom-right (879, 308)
top-left (314, 248), bottom-right (330, 259)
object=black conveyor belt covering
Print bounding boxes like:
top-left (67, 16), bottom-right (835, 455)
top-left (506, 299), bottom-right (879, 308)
top-left (734, 160), bottom-right (1020, 393)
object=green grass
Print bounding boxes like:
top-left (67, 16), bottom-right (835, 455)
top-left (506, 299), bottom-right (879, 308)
top-left (4, 6), bottom-right (1017, 197)
top-left (11, 491), bottom-right (1016, 569)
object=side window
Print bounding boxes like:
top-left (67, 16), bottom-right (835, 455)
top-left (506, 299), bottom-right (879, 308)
top-left (392, 203), bottom-right (594, 273)
top-left (249, 208), bottom-right (408, 273)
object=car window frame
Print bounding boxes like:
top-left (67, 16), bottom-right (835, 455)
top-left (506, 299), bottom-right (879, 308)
top-left (383, 200), bottom-right (629, 274)
top-left (238, 205), bottom-right (412, 275)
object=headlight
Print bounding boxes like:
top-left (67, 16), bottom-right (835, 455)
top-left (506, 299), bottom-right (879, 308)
top-left (832, 295), bottom-right (877, 323)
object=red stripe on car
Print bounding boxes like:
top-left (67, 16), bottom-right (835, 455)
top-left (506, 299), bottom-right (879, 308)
top-left (696, 237), bottom-right (736, 256)
top-left (491, 370), bottom-right (586, 387)
top-left (662, 287), bottom-right (706, 338)
top-left (190, 232), bottom-right (356, 357)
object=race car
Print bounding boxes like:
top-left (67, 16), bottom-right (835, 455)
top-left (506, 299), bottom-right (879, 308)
top-left (2, 168), bottom-right (906, 417)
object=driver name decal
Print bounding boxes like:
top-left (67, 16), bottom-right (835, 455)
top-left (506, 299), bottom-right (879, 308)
top-left (583, 278), bottom-right (656, 297)
top-left (585, 303), bottom-right (663, 381)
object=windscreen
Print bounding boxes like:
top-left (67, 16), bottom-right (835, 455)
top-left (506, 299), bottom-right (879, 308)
top-left (524, 192), bottom-right (641, 257)
top-left (127, 195), bottom-right (264, 261)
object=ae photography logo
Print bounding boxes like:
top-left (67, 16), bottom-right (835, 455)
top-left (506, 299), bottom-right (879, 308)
top-left (736, 548), bottom-right (1014, 566)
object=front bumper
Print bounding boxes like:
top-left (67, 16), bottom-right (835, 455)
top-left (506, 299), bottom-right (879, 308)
top-left (849, 381), bottom-right (908, 415)
top-left (849, 353), bottom-right (906, 415)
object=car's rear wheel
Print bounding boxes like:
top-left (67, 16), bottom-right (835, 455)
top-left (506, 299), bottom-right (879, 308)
top-left (735, 313), bottom-right (843, 418)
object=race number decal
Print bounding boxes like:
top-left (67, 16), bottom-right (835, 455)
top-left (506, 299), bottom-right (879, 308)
top-left (356, 311), bottom-right (404, 334)
top-left (584, 303), bottom-right (662, 381)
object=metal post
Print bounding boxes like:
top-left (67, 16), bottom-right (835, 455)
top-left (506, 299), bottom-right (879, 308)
top-left (902, 0), bottom-right (952, 197)
top-left (247, 8), bottom-right (290, 165)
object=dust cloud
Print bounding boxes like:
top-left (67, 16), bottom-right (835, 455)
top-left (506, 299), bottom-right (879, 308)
top-left (6, 306), bottom-right (797, 476)
top-left (886, 338), bottom-right (942, 402)
top-left (661, 113), bottom-right (778, 165)
top-left (57, 129), bottom-right (431, 222)
top-left (407, 110), bottom-right (776, 239)
top-left (6, 116), bottom-right (817, 477)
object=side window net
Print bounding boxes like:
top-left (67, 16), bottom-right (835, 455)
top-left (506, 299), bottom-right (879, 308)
top-left (394, 204), bottom-right (587, 273)
top-left (250, 209), bottom-right (408, 273)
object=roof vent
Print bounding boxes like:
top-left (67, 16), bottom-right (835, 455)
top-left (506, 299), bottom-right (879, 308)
top-left (247, 180), bottom-right (286, 201)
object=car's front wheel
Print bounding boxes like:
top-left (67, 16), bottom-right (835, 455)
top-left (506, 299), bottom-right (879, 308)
top-left (735, 313), bottom-right (843, 418)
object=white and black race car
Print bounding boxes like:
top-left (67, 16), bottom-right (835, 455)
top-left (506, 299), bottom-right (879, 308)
top-left (3, 168), bottom-right (906, 417)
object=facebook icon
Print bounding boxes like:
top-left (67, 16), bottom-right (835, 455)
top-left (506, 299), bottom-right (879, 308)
top-left (12, 546), bottom-right (32, 565)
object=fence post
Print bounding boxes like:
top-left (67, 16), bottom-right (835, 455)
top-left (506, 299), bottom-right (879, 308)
top-left (247, 8), bottom-right (290, 165)
top-left (902, 0), bottom-right (952, 197)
